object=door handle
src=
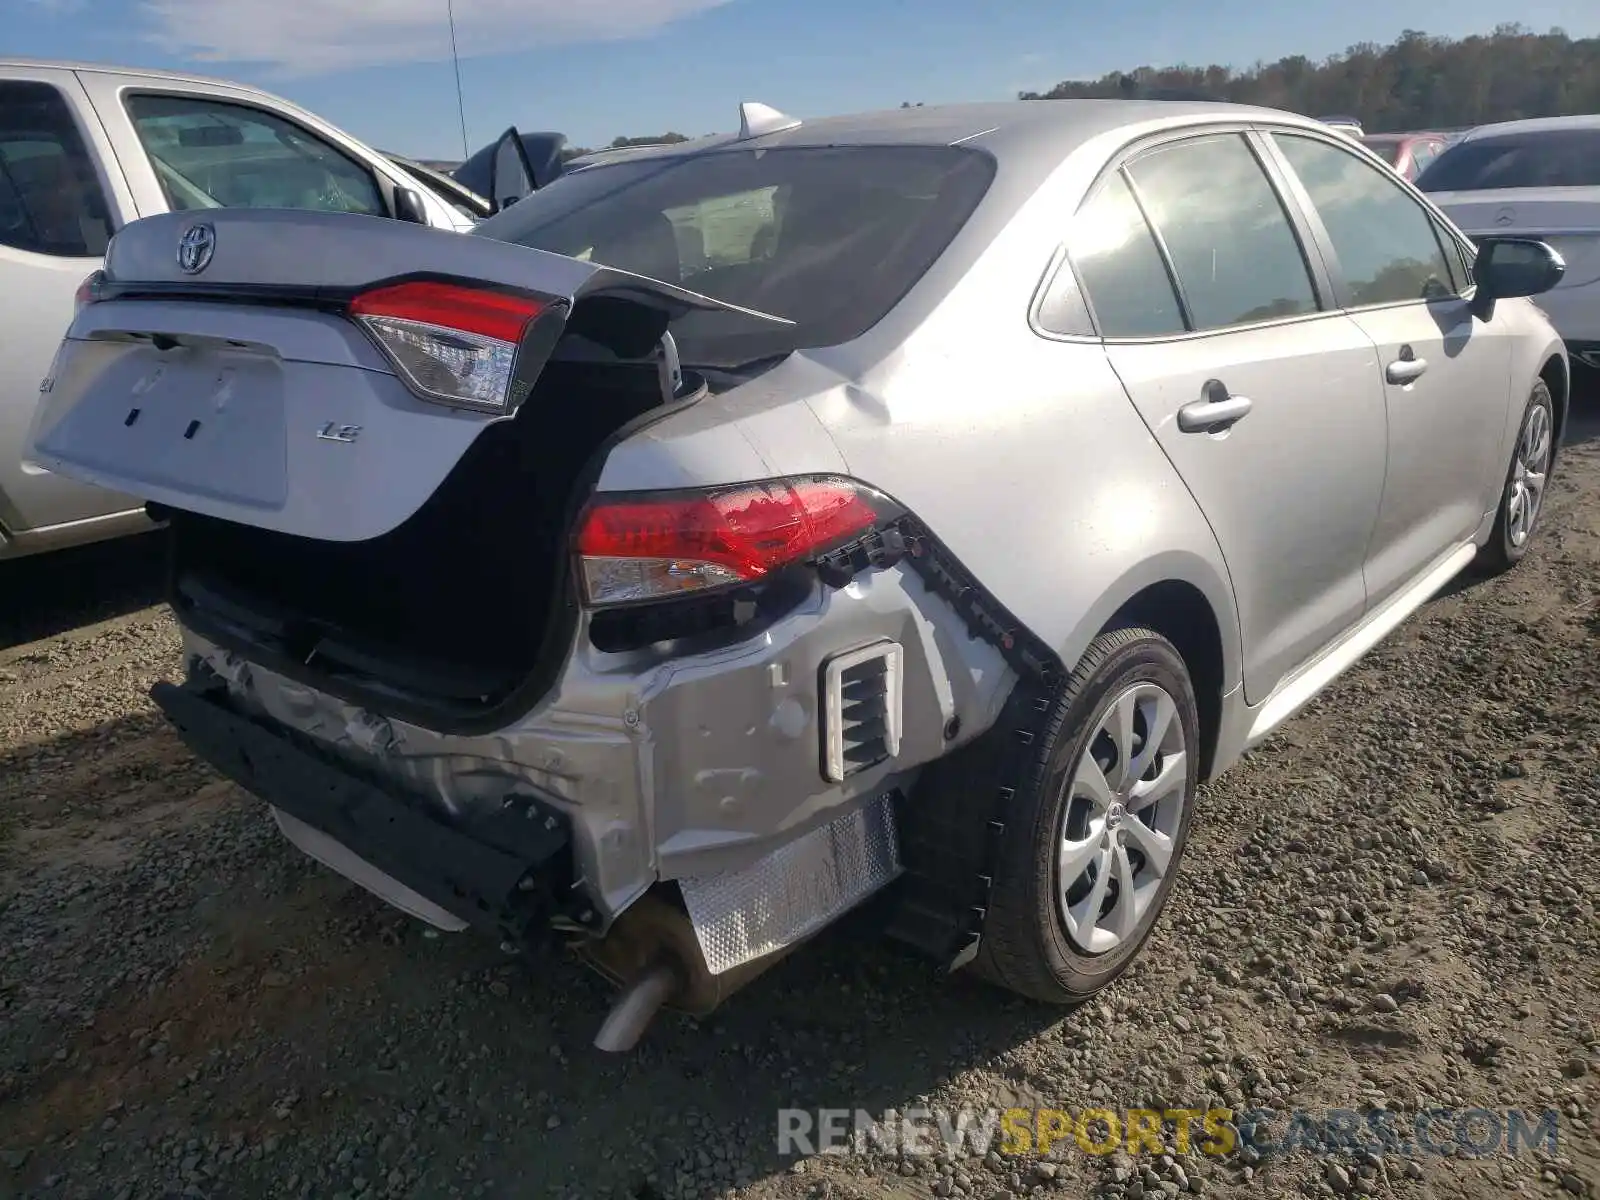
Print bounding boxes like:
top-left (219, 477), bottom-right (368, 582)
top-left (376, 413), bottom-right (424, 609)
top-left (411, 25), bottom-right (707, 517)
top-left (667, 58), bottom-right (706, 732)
top-left (1386, 357), bottom-right (1428, 384)
top-left (1177, 392), bottom-right (1253, 433)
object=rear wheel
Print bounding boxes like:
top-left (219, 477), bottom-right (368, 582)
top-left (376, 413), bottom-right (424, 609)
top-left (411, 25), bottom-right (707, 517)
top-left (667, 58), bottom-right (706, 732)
top-left (1478, 379), bottom-right (1555, 576)
top-left (969, 627), bottom-right (1200, 1004)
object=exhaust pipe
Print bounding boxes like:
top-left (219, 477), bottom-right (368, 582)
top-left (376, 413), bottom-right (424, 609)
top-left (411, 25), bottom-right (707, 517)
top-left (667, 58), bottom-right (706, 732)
top-left (593, 958), bottom-right (682, 1053)
top-left (581, 892), bottom-right (803, 1051)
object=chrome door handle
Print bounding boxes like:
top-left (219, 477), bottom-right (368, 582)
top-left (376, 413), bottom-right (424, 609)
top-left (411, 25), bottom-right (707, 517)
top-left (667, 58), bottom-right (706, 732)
top-left (1386, 357), bottom-right (1428, 384)
top-left (1177, 394), bottom-right (1253, 433)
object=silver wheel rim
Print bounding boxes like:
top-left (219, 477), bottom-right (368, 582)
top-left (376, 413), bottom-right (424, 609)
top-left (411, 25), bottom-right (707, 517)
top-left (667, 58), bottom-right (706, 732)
top-left (1056, 681), bottom-right (1188, 954)
top-left (1506, 401), bottom-right (1552, 549)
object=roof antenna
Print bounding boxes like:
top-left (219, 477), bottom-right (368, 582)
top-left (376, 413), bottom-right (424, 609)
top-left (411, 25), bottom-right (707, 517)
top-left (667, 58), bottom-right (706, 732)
top-left (738, 101), bottom-right (801, 140)
top-left (446, 0), bottom-right (470, 159)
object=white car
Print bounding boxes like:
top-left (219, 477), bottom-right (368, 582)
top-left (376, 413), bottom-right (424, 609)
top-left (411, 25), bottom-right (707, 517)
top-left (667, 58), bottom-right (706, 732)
top-left (0, 58), bottom-right (481, 562)
top-left (1418, 114), bottom-right (1600, 372)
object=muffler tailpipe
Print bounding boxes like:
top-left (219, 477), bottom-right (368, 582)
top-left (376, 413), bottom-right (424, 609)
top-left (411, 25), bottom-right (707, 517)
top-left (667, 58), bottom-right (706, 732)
top-left (593, 957), bottom-right (682, 1053)
top-left (581, 891), bottom-right (804, 1052)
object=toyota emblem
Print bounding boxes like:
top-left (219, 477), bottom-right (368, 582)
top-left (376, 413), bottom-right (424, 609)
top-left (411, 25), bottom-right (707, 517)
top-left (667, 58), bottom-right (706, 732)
top-left (177, 223), bottom-right (216, 274)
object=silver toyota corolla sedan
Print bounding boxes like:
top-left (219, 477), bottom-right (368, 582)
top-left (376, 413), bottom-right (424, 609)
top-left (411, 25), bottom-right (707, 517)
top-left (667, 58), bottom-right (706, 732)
top-left (27, 99), bottom-right (1569, 1049)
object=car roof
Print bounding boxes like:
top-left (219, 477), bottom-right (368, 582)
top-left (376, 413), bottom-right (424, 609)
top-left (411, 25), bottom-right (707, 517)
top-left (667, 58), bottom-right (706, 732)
top-left (1457, 113), bottom-right (1600, 141)
top-left (0, 55), bottom-right (280, 95)
top-left (559, 99), bottom-right (1334, 172)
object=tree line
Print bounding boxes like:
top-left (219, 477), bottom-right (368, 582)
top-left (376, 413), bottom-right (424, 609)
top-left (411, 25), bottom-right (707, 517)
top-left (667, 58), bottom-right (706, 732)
top-left (1018, 24), bottom-right (1600, 132)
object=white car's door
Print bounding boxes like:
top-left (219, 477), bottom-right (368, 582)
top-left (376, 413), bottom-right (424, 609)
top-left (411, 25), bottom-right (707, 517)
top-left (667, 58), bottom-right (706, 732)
top-left (0, 66), bottom-right (146, 545)
top-left (73, 70), bottom-right (460, 231)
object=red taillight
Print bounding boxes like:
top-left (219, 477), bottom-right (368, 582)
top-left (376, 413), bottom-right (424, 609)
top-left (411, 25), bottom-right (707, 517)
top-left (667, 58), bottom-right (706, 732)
top-left (348, 281), bottom-right (549, 414)
top-left (349, 281), bottom-right (545, 343)
top-left (575, 476), bottom-right (896, 607)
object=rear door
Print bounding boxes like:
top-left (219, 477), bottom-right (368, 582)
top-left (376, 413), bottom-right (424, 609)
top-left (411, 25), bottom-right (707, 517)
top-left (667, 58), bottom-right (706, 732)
top-left (1265, 129), bottom-right (1515, 610)
top-left (1071, 129), bottom-right (1389, 702)
top-left (0, 67), bottom-right (143, 539)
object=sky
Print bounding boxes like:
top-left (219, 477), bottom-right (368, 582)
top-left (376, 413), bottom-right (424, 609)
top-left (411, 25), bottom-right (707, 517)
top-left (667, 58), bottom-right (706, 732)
top-left (11, 0), bottom-right (1600, 161)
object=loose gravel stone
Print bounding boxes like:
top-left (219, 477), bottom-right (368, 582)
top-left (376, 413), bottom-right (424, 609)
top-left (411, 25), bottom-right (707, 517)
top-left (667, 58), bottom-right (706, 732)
top-left (4, 413), bottom-right (1600, 1200)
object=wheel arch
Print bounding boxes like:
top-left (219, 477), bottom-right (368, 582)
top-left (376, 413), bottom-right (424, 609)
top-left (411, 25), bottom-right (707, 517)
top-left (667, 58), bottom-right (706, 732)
top-left (1055, 551), bottom-right (1241, 782)
top-left (1539, 352), bottom-right (1569, 449)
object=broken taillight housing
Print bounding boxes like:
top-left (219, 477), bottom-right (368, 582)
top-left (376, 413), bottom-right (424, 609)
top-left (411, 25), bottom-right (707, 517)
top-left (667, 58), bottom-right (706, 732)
top-left (574, 476), bottom-right (901, 607)
top-left (349, 280), bottom-right (549, 414)
top-left (74, 269), bottom-right (107, 313)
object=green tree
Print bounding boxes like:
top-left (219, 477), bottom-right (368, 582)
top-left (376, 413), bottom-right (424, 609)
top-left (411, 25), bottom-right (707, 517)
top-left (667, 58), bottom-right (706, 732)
top-left (1018, 25), bottom-right (1600, 131)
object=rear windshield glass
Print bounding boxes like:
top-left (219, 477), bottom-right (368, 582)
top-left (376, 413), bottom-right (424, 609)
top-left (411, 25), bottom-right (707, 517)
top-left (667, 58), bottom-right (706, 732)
top-left (1361, 137), bottom-right (1402, 166)
top-left (474, 144), bottom-right (996, 367)
top-left (1416, 130), bottom-right (1600, 192)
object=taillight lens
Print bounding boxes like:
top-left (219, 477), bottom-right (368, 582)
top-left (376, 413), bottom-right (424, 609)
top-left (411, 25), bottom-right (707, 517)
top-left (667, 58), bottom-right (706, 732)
top-left (575, 476), bottom-right (899, 607)
top-left (349, 281), bottom-right (547, 414)
top-left (74, 269), bottom-right (107, 313)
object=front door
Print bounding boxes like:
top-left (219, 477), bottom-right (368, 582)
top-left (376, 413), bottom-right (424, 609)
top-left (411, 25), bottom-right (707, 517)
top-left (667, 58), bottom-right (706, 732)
top-left (0, 69), bottom-right (139, 538)
top-left (1070, 131), bottom-right (1390, 702)
top-left (1266, 130), bottom-right (1516, 609)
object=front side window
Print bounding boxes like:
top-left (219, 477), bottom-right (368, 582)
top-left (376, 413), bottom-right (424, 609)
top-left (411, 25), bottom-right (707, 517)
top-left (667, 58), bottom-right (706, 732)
top-left (0, 81), bottom-right (114, 257)
top-left (478, 144), bottom-right (996, 366)
top-left (124, 93), bottom-right (385, 216)
top-left (1125, 133), bottom-right (1320, 331)
top-left (1273, 133), bottom-right (1456, 308)
top-left (1068, 171), bottom-right (1186, 337)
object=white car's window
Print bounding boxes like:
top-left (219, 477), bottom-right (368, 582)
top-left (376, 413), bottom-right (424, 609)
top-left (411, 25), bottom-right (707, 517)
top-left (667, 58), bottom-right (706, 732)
top-left (124, 93), bottom-right (385, 217)
top-left (1068, 171), bottom-right (1186, 338)
top-left (1126, 133), bottom-right (1320, 331)
top-left (0, 80), bottom-right (114, 258)
top-left (1272, 133), bottom-right (1456, 309)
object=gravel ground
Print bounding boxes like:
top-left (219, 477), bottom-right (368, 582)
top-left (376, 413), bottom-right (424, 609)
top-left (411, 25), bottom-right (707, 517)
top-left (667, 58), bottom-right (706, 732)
top-left (2, 397), bottom-right (1598, 1200)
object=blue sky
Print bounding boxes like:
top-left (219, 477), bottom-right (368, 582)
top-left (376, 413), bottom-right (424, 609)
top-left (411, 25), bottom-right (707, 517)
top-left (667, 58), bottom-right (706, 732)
top-left (13, 0), bottom-right (1599, 160)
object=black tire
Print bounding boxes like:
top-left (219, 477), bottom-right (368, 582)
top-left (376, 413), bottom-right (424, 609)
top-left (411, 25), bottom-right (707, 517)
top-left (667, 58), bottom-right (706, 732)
top-left (968, 626), bottom-right (1200, 1004)
top-left (1477, 379), bottom-right (1556, 576)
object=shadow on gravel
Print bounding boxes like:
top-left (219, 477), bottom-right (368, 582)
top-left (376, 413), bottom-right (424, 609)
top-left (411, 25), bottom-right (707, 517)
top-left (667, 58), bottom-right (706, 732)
top-left (1566, 365), bottom-right (1600, 446)
top-left (0, 706), bottom-right (1074, 1199)
top-left (0, 529), bottom-right (169, 651)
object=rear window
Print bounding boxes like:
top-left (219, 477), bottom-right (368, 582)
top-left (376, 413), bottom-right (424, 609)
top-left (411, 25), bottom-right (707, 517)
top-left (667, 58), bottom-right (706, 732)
top-left (1362, 137), bottom-right (1403, 167)
top-left (1416, 129), bottom-right (1600, 192)
top-left (474, 144), bottom-right (996, 367)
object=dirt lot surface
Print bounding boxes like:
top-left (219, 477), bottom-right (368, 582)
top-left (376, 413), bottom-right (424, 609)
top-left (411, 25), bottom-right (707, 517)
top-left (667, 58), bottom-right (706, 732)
top-left (2, 397), bottom-right (1598, 1200)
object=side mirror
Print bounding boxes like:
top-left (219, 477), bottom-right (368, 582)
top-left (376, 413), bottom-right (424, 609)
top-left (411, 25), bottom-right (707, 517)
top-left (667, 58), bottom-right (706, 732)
top-left (488, 126), bottom-right (537, 213)
top-left (393, 186), bottom-right (428, 225)
top-left (1472, 237), bottom-right (1565, 317)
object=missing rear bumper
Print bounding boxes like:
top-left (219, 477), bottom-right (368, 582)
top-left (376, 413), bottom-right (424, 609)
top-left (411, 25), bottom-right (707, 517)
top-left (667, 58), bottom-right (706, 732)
top-left (150, 680), bottom-right (582, 943)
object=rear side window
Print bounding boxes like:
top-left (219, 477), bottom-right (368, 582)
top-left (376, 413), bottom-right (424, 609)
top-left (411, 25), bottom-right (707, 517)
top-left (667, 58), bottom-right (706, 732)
top-left (1125, 133), bottom-right (1319, 331)
top-left (1273, 133), bottom-right (1456, 308)
top-left (0, 80), bottom-right (114, 258)
top-left (1068, 172), bottom-right (1185, 337)
top-left (1416, 129), bottom-right (1600, 191)
top-left (478, 145), bottom-right (996, 366)
top-left (124, 93), bottom-right (385, 217)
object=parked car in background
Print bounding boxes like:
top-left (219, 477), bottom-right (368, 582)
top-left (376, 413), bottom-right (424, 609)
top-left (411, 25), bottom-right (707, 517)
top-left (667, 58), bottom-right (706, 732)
top-left (1320, 114), bottom-right (1365, 138)
top-left (1418, 114), bottom-right (1600, 373)
top-left (384, 152), bottom-right (493, 222)
top-left (0, 57), bottom-right (483, 562)
top-left (1361, 130), bottom-right (1449, 181)
top-left (28, 98), bottom-right (1570, 1049)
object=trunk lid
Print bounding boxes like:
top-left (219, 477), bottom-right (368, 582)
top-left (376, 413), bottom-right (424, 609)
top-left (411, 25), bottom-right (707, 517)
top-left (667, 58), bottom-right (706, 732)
top-left (1429, 187), bottom-right (1600, 289)
top-left (29, 209), bottom-right (789, 543)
